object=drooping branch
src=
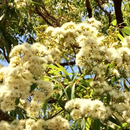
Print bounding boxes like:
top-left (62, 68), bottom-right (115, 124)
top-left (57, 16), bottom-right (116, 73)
top-left (94, 0), bottom-right (112, 26)
top-left (85, 0), bottom-right (92, 18)
top-left (112, 0), bottom-right (123, 25)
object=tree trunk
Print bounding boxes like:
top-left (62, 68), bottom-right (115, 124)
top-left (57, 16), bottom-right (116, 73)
top-left (113, 0), bottom-right (123, 25)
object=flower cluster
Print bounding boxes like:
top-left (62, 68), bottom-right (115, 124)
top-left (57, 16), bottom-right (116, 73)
top-left (36, 19), bottom-right (130, 127)
top-left (65, 98), bottom-right (111, 121)
top-left (0, 42), bottom-right (70, 129)
top-left (0, 115), bottom-right (69, 130)
top-left (0, 43), bottom-right (53, 117)
top-left (36, 18), bottom-right (101, 63)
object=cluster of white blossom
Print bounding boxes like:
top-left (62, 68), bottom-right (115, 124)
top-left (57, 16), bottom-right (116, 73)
top-left (14, 0), bottom-right (32, 7)
top-left (46, 115), bottom-right (69, 130)
top-left (0, 115), bottom-right (69, 130)
top-left (39, 18), bottom-right (102, 64)
top-left (0, 42), bottom-right (69, 130)
top-left (0, 43), bottom-right (53, 116)
top-left (36, 19), bottom-right (130, 126)
top-left (65, 98), bottom-right (111, 121)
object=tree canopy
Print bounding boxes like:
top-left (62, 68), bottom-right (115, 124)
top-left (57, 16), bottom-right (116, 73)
top-left (0, 0), bottom-right (130, 130)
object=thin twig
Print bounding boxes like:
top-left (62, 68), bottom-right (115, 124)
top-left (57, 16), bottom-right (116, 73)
top-left (41, 0), bottom-right (60, 26)
top-left (70, 44), bottom-right (84, 78)
top-left (94, 0), bottom-right (112, 26)
top-left (45, 109), bottom-right (63, 120)
top-left (1, 47), bottom-right (9, 63)
top-left (35, 6), bottom-right (54, 26)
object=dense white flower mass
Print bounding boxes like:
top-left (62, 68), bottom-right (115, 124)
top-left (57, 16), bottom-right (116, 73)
top-left (0, 42), bottom-right (69, 130)
top-left (65, 98), bottom-right (111, 121)
top-left (0, 116), bottom-right (69, 130)
top-left (0, 43), bottom-right (54, 114)
top-left (2, 18), bottom-right (130, 129)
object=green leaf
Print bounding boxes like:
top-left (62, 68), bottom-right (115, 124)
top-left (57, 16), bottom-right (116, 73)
top-left (86, 118), bottom-right (91, 130)
top-left (56, 63), bottom-right (70, 79)
top-left (15, 107), bottom-right (24, 119)
top-left (71, 83), bottom-right (75, 99)
top-left (105, 65), bottom-right (109, 77)
top-left (72, 69), bottom-right (78, 80)
top-left (32, 1), bottom-right (43, 6)
top-left (80, 80), bottom-right (90, 87)
top-left (30, 83), bottom-right (37, 93)
top-left (111, 76), bottom-right (116, 84)
top-left (111, 20), bottom-right (117, 26)
top-left (109, 116), bottom-right (122, 127)
top-left (81, 118), bottom-right (86, 130)
top-left (92, 119), bottom-right (100, 130)
top-left (107, 93), bottom-right (111, 105)
top-left (117, 33), bottom-right (124, 41)
top-left (66, 86), bottom-right (71, 100)
top-left (124, 80), bottom-right (129, 91)
top-left (122, 26), bottom-right (130, 35)
top-left (61, 85), bottom-right (70, 100)
top-left (15, 98), bottom-right (19, 105)
top-left (122, 123), bottom-right (128, 128)
top-left (100, 92), bottom-right (104, 102)
top-left (42, 100), bottom-right (48, 115)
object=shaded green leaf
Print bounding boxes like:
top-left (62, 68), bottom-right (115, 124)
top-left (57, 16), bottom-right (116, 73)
top-left (71, 83), bottom-right (75, 99)
top-left (109, 116), bottom-right (122, 127)
top-left (81, 118), bottom-right (86, 130)
top-left (117, 33), bottom-right (124, 41)
top-left (15, 98), bottom-right (19, 105)
top-left (30, 83), bottom-right (37, 93)
top-left (122, 26), bottom-right (130, 35)
top-left (92, 119), bottom-right (100, 130)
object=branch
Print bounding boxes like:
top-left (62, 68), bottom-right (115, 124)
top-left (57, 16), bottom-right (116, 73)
top-left (45, 109), bottom-right (63, 120)
top-left (1, 47), bottom-right (9, 63)
top-left (86, 0), bottom-right (92, 18)
top-left (35, 6), bottom-right (54, 26)
top-left (0, 109), bottom-right (10, 121)
top-left (60, 61), bottom-right (75, 66)
top-left (112, 0), bottom-right (123, 25)
top-left (40, 0), bottom-right (60, 27)
top-left (94, 0), bottom-right (112, 26)
top-left (70, 44), bottom-right (84, 77)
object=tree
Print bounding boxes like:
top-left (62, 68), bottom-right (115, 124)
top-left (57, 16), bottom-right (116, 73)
top-left (0, 0), bottom-right (130, 130)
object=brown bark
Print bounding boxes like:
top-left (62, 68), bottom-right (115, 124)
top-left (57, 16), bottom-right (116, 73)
top-left (86, 0), bottom-right (92, 18)
top-left (0, 109), bottom-right (10, 121)
top-left (113, 0), bottom-right (123, 25)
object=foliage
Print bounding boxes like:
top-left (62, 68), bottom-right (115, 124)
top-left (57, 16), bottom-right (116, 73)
top-left (0, 0), bottom-right (130, 130)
